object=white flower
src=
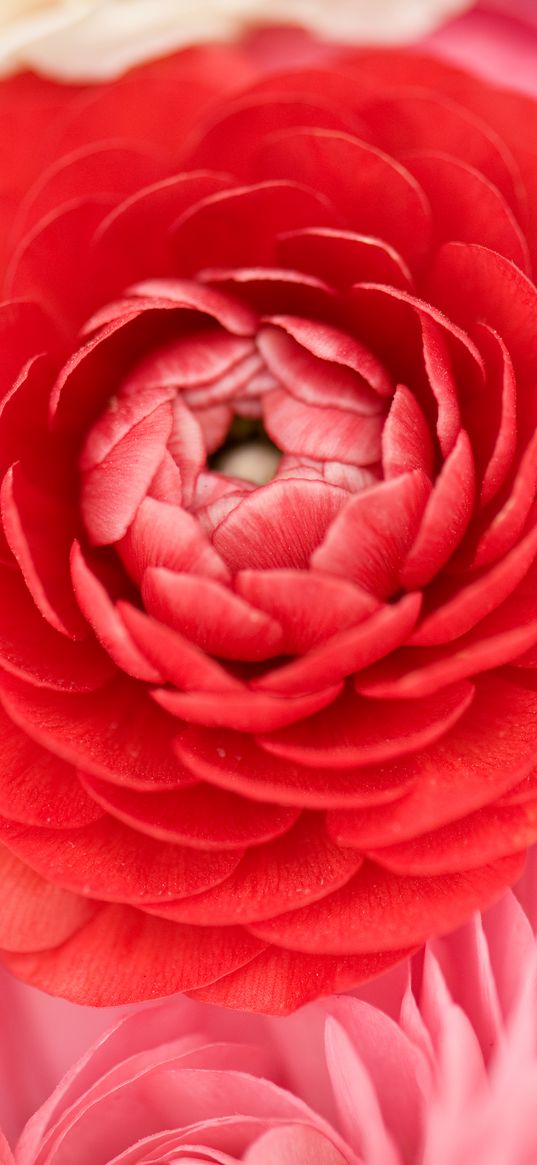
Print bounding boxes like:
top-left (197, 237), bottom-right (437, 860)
top-left (0, 0), bottom-right (473, 81)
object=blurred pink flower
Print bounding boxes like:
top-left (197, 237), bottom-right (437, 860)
top-left (426, 0), bottom-right (537, 96)
top-left (1, 849), bottom-right (537, 1163)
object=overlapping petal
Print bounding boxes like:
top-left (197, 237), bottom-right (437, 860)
top-left (0, 42), bottom-right (536, 1010)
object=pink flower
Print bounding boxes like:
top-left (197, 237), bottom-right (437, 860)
top-left (1, 849), bottom-right (537, 1163)
top-left (427, 0), bottom-right (537, 97)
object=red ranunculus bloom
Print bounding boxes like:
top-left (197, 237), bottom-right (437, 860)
top-left (1, 42), bottom-right (537, 1013)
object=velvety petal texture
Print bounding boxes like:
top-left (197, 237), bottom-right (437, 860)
top-left (0, 39), bottom-right (537, 1011)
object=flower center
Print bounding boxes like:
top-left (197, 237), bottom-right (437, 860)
top-left (209, 416), bottom-right (281, 484)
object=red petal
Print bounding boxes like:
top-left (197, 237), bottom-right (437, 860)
top-left (70, 542), bottom-right (163, 683)
top-left (212, 479), bottom-right (348, 571)
top-left (474, 324), bottom-right (517, 508)
top-left (0, 674), bottom-right (195, 790)
top-left (175, 725), bottom-right (415, 809)
top-left (81, 399), bottom-right (173, 546)
top-left (155, 682), bottom-right (343, 734)
top-left (358, 88), bottom-right (520, 209)
top-left (259, 682), bottom-right (474, 768)
top-left (0, 300), bottom-right (58, 401)
top-left (185, 92), bottom-right (353, 177)
top-left (1, 463), bottom-right (87, 639)
top-left (253, 594), bottom-right (421, 695)
top-left (277, 227), bottom-right (413, 292)
top-left (146, 815), bottom-right (360, 924)
top-left (142, 568), bottom-right (284, 661)
top-left (357, 570), bottom-right (537, 699)
top-left (381, 384), bottom-right (434, 480)
top-left (466, 428), bottom-right (537, 571)
top-left (18, 142), bottom-right (164, 240)
top-left (90, 172), bottom-right (233, 300)
top-left (329, 673), bottom-right (537, 844)
top-left (79, 774), bottom-right (299, 851)
top-left (0, 844), bottom-right (96, 952)
top-left (235, 569), bottom-right (380, 653)
top-left (403, 151), bottom-right (529, 271)
top-left (247, 854), bottom-right (524, 954)
top-left (0, 703), bottom-right (102, 829)
top-left (0, 564), bottom-right (113, 692)
top-left (118, 497), bottom-right (230, 584)
top-left (120, 603), bottom-right (242, 694)
top-left (1, 904), bottom-right (265, 1004)
top-left (410, 512), bottom-right (537, 647)
top-left (0, 815), bottom-right (242, 902)
top-left (190, 944), bottom-right (411, 1014)
top-left (369, 799), bottom-right (537, 876)
top-left (171, 181), bottom-right (336, 275)
top-left (258, 315), bottom-right (392, 399)
top-left (126, 277), bottom-right (258, 336)
top-left (253, 128), bottom-right (432, 271)
top-left (263, 388), bottom-right (383, 465)
top-left (400, 430), bottom-right (476, 589)
top-left (311, 472), bottom-right (431, 598)
top-left (427, 241), bottom-right (537, 387)
top-left (7, 199), bottom-right (113, 335)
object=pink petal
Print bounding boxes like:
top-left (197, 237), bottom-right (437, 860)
top-left (154, 681), bottom-right (343, 733)
top-left (263, 389), bottom-right (383, 465)
top-left (142, 568), bottom-right (284, 661)
top-left (212, 479), bottom-right (348, 571)
top-left (80, 400), bottom-right (173, 546)
top-left (245, 1125), bottom-right (348, 1165)
top-left (235, 569), bottom-right (380, 653)
top-left (118, 496), bottom-right (230, 584)
top-left (311, 471), bottom-right (431, 597)
top-left (325, 1008), bottom-right (419, 1163)
top-left (382, 384), bottom-right (434, 480)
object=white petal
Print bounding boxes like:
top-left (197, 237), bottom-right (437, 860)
top-left (0, 0), bottom-right (473, 81)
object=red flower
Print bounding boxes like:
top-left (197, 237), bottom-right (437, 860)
top-left (0, 42), bottom-right (537, 1013)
